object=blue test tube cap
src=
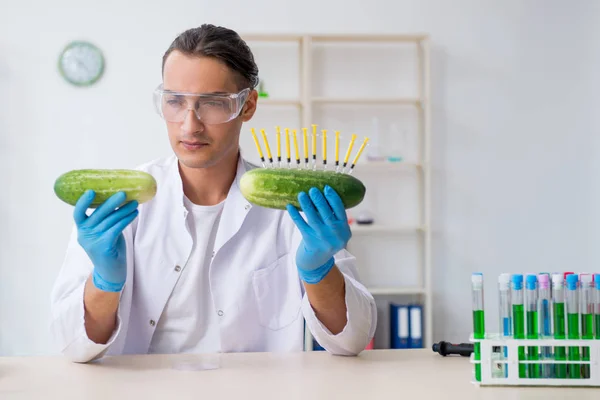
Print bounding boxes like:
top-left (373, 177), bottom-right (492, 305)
top-left (594, 274), bottom-right (600, 290)
top-left (526, 274), bottom-right (537, 290)
top-left (566, 273), bottom-right (579, 290)
top-left (511, 274), bottom-right (523, 290)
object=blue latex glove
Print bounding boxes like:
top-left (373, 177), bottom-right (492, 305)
top-left (286, 185), bottom-right (352, 284)
top-left (73, 190), bottom-right (139, 292)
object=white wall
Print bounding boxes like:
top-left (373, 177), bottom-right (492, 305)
top-left (1, 0), bottom-right (599, 356)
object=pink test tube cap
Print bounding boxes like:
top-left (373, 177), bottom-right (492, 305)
top-left (537, 273), bottom-right (550, 289)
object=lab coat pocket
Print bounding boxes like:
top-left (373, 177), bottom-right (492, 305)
top-left (252, 253), bottom-right (302, 331)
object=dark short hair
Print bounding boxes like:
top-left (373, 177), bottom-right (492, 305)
top-left (162, 24), bottom-right (259, 90)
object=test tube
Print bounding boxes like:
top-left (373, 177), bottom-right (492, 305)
top-left (498, 273), bottom-right (511, 378)
top-left (472, 273), bottom-right (485, 382)
top-left (566, 273), bottom-right (580, 379)
top-left (525, 275), bottom-right (540, 378)
top-left (511, 274), bottom-right (526, 378)
top-left (537, 274), bottom-right (553, 378)
top-left (595, 274), bottom-right (600, 340)
top-left (580, 274), bottom-right (594, 378)
top-left (552, 273), bottom-right (567, 379)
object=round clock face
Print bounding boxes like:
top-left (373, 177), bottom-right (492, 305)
top-left (58, 41), bottom-right (105, 86)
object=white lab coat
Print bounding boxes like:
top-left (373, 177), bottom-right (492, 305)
top-left (50, 153), bottom-right (377, 363)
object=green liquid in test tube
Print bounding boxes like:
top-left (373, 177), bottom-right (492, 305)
top-left (580, 274), bottom-right (594, 379)
top-left (472, 273), bottom-right (485, 382)
top-left (595, 274), bottom-right (600, 340)
top-left (552, 273), bottom-right (567, 379)
top-left (511, 274), bottom-right (526, 378)
top-left (525, 274), bottom-right (540, 378)
top-left (566, 273), bottom-right (581, 379)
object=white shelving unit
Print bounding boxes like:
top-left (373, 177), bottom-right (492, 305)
top-left (240, 33), bottom-right (432, 351)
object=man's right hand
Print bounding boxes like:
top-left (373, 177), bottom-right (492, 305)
top-left (74, 190), bottom-right (139, 292)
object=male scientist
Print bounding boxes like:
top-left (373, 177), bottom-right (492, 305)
top-left (50, 24), bottom-right (376, 363)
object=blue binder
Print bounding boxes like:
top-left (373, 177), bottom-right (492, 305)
top-left (390, 303), bottom-right (409, 349)
top-left (408, 304), bottom-right (423, 348)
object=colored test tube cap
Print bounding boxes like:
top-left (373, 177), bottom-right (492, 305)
top-left (511, 274), bottom-right (523, 290)
top-left (471, 272), bottom-right (483, 285)
top-left (526, 274), bottom-right (537, 290)
top-left (566, 273), bottom-right (579, 290)
top-left (537, 273), bottom-right (550, 289)
top-left (563, 272), bottom-right (574, 281)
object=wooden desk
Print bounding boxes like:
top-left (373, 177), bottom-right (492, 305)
top-left (0, 349), bottom-right (596, 399)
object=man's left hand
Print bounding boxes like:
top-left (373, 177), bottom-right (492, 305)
top-left (286, 185), bottom-right (352, 284)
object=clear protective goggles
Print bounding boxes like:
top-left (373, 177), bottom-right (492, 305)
top-left (153, 84), bottom-right (250, 125)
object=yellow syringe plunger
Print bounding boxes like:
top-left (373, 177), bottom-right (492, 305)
top-left (311, 124), bottom-right (317, 162)
top-left (260, 128), bottom-right (273, 165)
top-left (250, 128), bottom-right (266, 167)
top-left (349, 137), bottom-right (369, 173)
top-left (292, 129), bottom-right (300, 166)
top-left (275, 126), bottom-right (282, 163)
top-left (302, 127), bottom-right (309, 163)
top-left (322, 129), bottom-right (327, 167)
top-left (285, 128), bottom-right (291, 164)
top-left (343, 134), bottom-right (357, 167)
top-left (334, 130), bottom-right (340, 165)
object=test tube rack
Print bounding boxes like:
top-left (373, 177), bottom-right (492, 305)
top-left (469, 333), bottom-right (600, 386)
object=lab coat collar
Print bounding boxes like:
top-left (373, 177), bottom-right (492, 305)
top-left (167, 147), bottom-right (256, 254)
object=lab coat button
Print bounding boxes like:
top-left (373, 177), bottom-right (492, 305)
top-left (211, 251), bottom-right (215, 257)
top-left (149, 319), bottom-right (156, 326)
top-left (217, 310), bottom-right (224, 316)
top-left (174, 265), bottom-right (181, 272)
top-left (244, 204), bottom-right (250, 210)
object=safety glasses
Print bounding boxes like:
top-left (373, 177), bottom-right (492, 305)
top-left (153, 84), bottom-right (250, 125)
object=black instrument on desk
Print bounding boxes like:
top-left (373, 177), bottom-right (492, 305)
top-left (432, 341), bottom-right (473, 357)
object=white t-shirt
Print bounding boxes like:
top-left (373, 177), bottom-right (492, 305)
top-left (148, 196), bottom-right (224, 354)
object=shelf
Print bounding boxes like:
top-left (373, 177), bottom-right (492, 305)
top-left (367, 287), bottom-right (426, 295)
top-left (312, 97), bottom-right (420, 106)
top-left (257, 98), bottom-right (302, 106)
top-left (350, 225), bottom-right (424, 235)
top-left (236, 33), bottom-right (432, 352)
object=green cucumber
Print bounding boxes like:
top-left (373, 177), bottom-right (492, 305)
top-left (239, 168), bottom-right (366, 210)
top-left (54, 169), bottom-right (157, 208)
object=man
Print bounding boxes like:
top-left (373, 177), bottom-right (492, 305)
top-left (50, 24), bottom-right (376, 363)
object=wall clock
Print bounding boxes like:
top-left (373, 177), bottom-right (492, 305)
top-left (58, 40), bottom-right (105, 86)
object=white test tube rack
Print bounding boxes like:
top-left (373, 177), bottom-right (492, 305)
top-left (470, 333), bottom-right (600, 386)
